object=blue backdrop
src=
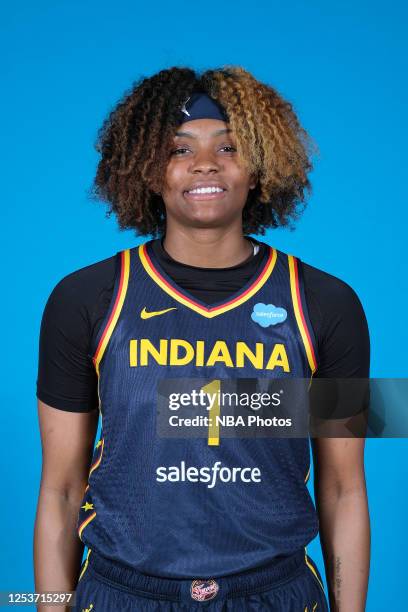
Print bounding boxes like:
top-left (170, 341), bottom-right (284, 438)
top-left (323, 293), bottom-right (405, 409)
top-left (1, 1), bottom-right (407, 609)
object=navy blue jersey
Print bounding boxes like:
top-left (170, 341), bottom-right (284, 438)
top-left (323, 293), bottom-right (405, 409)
top-left (77, 239), bottom-right (320, 578)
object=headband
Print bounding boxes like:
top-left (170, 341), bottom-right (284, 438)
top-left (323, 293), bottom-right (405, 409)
top-left (177, 92), bottom-right (229, 124)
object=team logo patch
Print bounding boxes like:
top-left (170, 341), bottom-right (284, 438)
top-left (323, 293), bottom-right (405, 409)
top-left (251, 303), bottom-right (287, 327)
top-left (190, 579), bottom-right (219, 601)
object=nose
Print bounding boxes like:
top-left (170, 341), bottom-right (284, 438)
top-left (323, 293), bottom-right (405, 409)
top-left (189, 150), bottom-right (221, 174)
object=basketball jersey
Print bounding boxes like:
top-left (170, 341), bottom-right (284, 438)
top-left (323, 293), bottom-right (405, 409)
top-left (77, 238), bottom-right (320, 578)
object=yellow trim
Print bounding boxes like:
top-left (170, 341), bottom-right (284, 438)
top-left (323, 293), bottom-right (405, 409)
top-left (288, 255), bottom-right (316, 374)
top-left (313, 604), bottom-right (318, 611)
top-left (78, 548), bottom-right (92, 582)
top-left (304, 548), bottom-right (325, 592)
top-left (94, 249), bottom-right (130, 376)
top-left (304, 464), bottom-right (310, 484)
top-left (139, 244), bottom-right (277, 318)
top-left (78, 390), bottom-right (104, 543)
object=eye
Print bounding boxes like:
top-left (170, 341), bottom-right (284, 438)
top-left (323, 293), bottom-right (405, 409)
top-left (170, 145), bottom-right (237, 156)
top-left (170, 147), bottom-right (190, 156)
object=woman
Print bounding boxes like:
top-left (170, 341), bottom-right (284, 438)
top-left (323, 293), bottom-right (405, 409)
top-left (34, 66), bottom-right (370, 611)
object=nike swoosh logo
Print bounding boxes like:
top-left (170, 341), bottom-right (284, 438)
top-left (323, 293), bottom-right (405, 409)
top-left (140, 306), bottom-right (177, 319)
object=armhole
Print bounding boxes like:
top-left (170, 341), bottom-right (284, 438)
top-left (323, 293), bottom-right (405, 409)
top-left (288, 255), bottom-right (318, 376)
top-left (92, 249), bottom-right (130, 376)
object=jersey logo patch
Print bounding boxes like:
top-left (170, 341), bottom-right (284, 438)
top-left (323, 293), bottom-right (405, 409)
top-left (191, 579), bottom-right (219, 601)
top-left (251, 303), bottom-right (287, 327)
top-left (140, 306), bottom-right (177, 319)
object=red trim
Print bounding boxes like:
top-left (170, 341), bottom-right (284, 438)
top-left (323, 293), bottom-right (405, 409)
top-left (293, 257), bottom-right (317, 370)
top-left (142, 244), bottom-right (274, 313)
top-left (92, 251), bottom-right (126, 366)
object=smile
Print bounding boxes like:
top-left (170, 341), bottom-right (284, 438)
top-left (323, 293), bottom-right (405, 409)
top-left (187, 187), bottom-right (225, 194)
top-left (184, 186), bottom-right (227, 201)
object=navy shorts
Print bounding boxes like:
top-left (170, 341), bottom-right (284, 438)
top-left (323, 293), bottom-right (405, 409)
top-left (74, 548), bottom-right (329, 611)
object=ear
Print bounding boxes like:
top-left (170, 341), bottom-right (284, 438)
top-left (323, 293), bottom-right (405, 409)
top-left (249, 173), bottom-right (258, 190)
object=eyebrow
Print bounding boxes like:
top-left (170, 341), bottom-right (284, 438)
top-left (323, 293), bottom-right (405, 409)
top-left (174, 128), bottom-right (232, 138)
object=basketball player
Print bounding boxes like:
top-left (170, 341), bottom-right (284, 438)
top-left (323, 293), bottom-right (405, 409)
top-left (34, 66), bottom-right (370, 611)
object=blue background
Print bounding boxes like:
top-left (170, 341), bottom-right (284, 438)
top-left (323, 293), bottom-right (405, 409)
top-left (1, 1), bottom-right (407, 609)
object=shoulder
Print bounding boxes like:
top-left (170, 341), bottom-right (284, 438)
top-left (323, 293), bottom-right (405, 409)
top-left (256, 242), bottom-right (370, 377)
top-left (260, 239), bottom-right (365, 311)
top-left (298, 259), bottom-right (370, 377)
top-left (40, 254), bottom-right (118, 337)
top-left (37, 255), bottom-right (118, 413)
top-left (298, 259), bottom-right (367, 317)
top-left (292, 256), bottom-right (369, 355)
top-left (49, 254), bottom-right (117, 298)
top-left (44, 255), bottom-right (117, 310)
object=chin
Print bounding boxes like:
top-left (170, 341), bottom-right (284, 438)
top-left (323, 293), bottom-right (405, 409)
top-left (189, 209), bottom-right (230, 223)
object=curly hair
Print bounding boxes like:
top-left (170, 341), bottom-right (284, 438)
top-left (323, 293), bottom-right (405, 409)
top-left (91, 65), bottom-right (318, 237)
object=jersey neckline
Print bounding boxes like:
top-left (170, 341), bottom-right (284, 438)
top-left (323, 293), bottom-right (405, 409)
top-left (138, 239), bottom-right (278, 319)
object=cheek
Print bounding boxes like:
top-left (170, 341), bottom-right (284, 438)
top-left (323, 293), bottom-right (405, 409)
top-left (164, 159), bottom-right (187, 181)
top-left (225, 161), bottom-right (252, 185)
top-left (232, 175), bottom-right (253, 194)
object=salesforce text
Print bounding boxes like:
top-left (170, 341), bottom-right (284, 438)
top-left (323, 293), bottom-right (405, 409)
top-left (156, 461), bottom-right (262, 488)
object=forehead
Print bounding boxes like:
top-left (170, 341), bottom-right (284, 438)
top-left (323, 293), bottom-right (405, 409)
top-left (174, 118), bottom-right (232, 139)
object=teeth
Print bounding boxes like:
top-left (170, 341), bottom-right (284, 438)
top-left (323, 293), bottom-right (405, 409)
top-left (188, 187), bottom-right (224, 194)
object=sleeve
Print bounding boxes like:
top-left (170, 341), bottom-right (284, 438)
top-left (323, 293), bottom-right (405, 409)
top-left (301, 262), bottom-right (370, 418)
top-left (36, 257), bottom-right (116, 412)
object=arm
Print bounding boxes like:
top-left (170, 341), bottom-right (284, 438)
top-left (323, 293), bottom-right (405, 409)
top-left (311, 436), bottom-right (370, 612)
top-left (302, 263), bottom-right (371, 609)
top-left (34, 258), bottom-right (115, 610)
top-left (34, 400), bottom-right (99, 612)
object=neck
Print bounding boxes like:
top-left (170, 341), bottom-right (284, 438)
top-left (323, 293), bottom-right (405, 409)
top-left (162, 225), bottom-right (253, 268)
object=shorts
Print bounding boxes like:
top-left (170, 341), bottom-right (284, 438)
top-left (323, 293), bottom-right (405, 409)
top-left (74, 548), bottom-right (329, 611)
